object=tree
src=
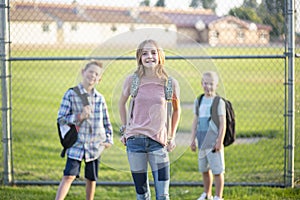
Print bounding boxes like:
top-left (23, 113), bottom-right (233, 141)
top-left (189, 0), bottom-right (201, 8)
top-left (257, 0), bottom-right (284, 38)
top-left (228, 0), bottom-right (285, 39)
top-left (262, 0), bottom-right (284, 14)
top-left (155, 0), bottom-right (165, 7)
top-left (189, 0), bottom-right (216, 12)
top-left (243, 0), bottom-right (258, 8)
top-left (229, 7), bottom-right (262, 23)
top-left (140, 0), bottom-right (150, 6)
top-left (201, 0), bottom-right (217, 11)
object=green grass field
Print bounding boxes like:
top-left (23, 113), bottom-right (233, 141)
top-left (1, 185), bottom-right (300, 199)
top-left (1, 46), bottom-right (299, 199)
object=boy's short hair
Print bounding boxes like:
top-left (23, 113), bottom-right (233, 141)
top-left (202, 71), bottom-right (219, 84)
top-left (84, 60), bottom-right (103, 70)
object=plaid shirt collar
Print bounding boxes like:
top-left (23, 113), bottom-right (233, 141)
top-left (78, 83), bottom-right (100, 98)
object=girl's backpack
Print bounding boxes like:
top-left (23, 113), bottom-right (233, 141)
top-left (128, 73), bottom-right (173, 139)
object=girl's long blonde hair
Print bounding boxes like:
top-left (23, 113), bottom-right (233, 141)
top-left (135, 39), bottom-right (168, 80)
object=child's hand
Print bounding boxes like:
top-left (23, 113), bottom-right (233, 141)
top-left (100, 142), bottom-right (112, 149)
top-left (214, 139), bottom-right (223, 152)
top-left (167, 140), bottom-right (176, 152)
top-left (190, 140), bottom-right (197, 152)
top-left (80, 105), bottom-right (92, 120)
top-left (120, 135), bottom-right (126, 146)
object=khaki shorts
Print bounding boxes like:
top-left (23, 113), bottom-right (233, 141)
top-left (198, 149), bottom-right (225, 175)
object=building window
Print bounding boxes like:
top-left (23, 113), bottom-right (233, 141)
top-left (130, 24), bottom-right (135, 32)
top-left (259, 32), bottom-right (267, 40)
top-left (71, 23), bottom-right (78, 31)
top-left (237, 30), bottom-right (244, 39)
top-left (209, 30), bottom-right (219, 46)
top-left (111, 25), bottom-right (117, 32)
top-left (42, 23), bottom-right (50, 32)
top-left (211, 31), bottom-right (219, 38)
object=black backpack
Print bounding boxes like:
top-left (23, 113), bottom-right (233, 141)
top-left (196, 94), bottom-right (236, 147)
top-left (57, 86), bottom-right (89, 157)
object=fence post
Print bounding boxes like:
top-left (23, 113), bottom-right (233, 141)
top-left (286, 0), bottom-right (295, 188)
top-left (0, 0), bottom-right (13, 185)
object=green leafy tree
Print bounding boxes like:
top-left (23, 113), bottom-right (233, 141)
top-left (262, 0), bottom-right (284, 14)
top-left (243, 0), bottom-right (258, 8)
top-left (140, 0), bottom-right (150, 6)
top-left (189, 0), bottom-right (216, 12)
top-left (229, 7), bottom-right (262, 23)
top-left (155, 0), bottom-right (165, 7)
top-left (202, 0), bottom-right (217, 11)
top-left (189, 0), bottom-right (201, 8)
top-left (257, 0), bottom-right (284, 38)
top-left (229, 0), bottom-right (284, 39)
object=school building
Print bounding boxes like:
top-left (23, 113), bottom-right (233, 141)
top-left (9, 1), bottom-right (272, 48)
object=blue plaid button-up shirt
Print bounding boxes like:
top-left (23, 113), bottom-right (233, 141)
top-left (57, 84), bottom-right (113, 162)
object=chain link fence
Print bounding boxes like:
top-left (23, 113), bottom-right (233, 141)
top-left (1, 0), bottom-right (299, 188)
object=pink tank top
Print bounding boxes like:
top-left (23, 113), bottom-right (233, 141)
top-left (124, 76), bottom-right (169, 145)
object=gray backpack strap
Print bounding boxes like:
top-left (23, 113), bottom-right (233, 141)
top-left (211, 96), bottom-right (221, 128)
top-left (165, 77), bottom-right (173, 140)
top-left (73, 86), bottom-right (89, 106)
top-left (130, 73), bottom-right (140, 97)
top-left (165, 77), bottom-right (173, 100)
top-left (127, 74), bottom-right (140, 126)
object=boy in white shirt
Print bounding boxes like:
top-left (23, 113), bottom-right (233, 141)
top-left (191, 71), bottom-right (226, 200)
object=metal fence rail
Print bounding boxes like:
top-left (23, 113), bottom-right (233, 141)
top-left (1, 0), bottom-right (299, 189)
top-left (8, 55), bottom-right (286, 61)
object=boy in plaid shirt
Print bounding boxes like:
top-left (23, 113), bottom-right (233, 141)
top-left (55, 60), bottom-right (113, 200)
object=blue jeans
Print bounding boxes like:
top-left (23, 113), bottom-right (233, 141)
top-left (126, 135), bottom-right (170, 200)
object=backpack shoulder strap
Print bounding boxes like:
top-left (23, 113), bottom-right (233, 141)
top-left (130, 74), bottom-right (172, 100)
top-left (127, 74), bottom-right (140, 127)
top-left (195, 94), bottom-right (205, 116)
top-left (165, 76), bottom-right (173, 101)
top-left (165, 77), bottom-right (173, 140)
top-left (130, 73), bottom-right (140, 98)
top-left (73, 86), bottom-right (89, 106)
top-left (211, 96), bottom-right (221, 128)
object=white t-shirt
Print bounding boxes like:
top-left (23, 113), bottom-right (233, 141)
top-left (193, 95), bottom-right (226, 149)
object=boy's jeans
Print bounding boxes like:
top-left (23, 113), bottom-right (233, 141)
top-left (126, 135), bottom-right (170, 200)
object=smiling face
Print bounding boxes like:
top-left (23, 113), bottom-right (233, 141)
top-left (140, 42), bottom-right (159, 69)
top-left (82, 64), bottom-right (102, 87)
top-left (135, 40), bottom-right (166, 78)
top-left (202, 72), bottom-right (218, 97)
